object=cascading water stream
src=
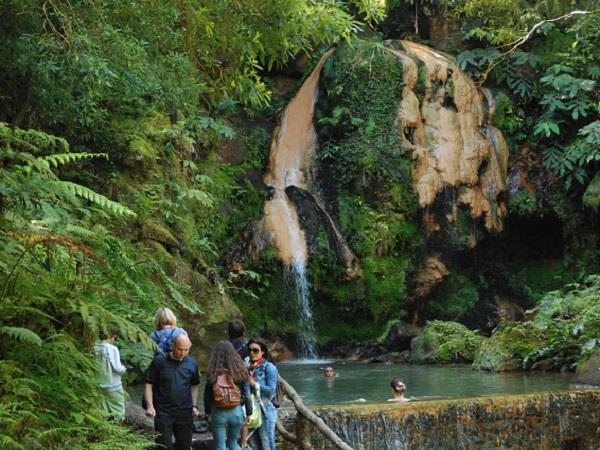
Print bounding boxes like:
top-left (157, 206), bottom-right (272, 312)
top-left (286, 261), bottom-right (318, 359)
top-left (270, 190), bottom-right (318, 358)
top-left (262, 50), bottom-right (336, 359)
top-left (262, 49), bottom-right (360, 359)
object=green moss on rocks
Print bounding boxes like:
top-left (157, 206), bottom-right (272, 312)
top-left (305, 38), bottom-right (424, 342)
top-left (411, 320), bottom-right (484, 363)
top-left (509, 190), bottom-right (538, 216)
top-left (583, 171), bottom-right (600, 211)
top-left (426, 273), bottom-right (479, 321)
top-left (473, 322), bottom-right (545, 371)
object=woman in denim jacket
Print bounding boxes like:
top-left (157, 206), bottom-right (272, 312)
top-left (247, 337), bottom-right (279, 450)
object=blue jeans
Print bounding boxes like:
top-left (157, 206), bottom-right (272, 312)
top-left (249, 401), bottom-right (277, 450)
top-left (211, 405), bottom-right (244, 450)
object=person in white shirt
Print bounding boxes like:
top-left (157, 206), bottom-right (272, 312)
top-left (94, 325), bottom-right (127, 421)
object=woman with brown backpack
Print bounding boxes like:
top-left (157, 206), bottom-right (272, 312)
top-left (204, 340), bottom-right (253, 450)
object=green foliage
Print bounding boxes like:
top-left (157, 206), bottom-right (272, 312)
top-left (0, 124), bottom-right (185, 447)
top-left (454, 5), bottom-right (600, 195)
top-left (426, 274), bottom-right (480, 321)
top-left (318, 40), bottom-right (406, 185)
top-left (509, 189), bottom-right (538, 216)
top-left (473, 322), bottom-right (546, 371)
top-left (506, 262), bottom-right (575, 304)
top-left (474, 275), bottom-right (600, 371)
top-left (411, 321), bottom-right (485, 363)
top-left (304, 39), bottom-right (425, 338)
top-left (583, 171), bottom-right (600, 210)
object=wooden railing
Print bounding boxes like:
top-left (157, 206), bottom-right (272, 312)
top-left (276, 377), bottom-right (354, 450)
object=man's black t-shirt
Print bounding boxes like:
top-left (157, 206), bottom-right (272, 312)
top-left (145, 353), bottom-right (200, 415)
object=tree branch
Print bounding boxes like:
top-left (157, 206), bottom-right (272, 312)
top-left (479, 9), bottom-right (599, 84)
top-left (279, 377), bottom-right (354, 450)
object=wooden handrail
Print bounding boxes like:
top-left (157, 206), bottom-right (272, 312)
top-left (277, 376), bottom-right (354, 450)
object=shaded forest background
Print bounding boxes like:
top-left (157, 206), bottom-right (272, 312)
top-left (0, 0), bottom-right (598, 448)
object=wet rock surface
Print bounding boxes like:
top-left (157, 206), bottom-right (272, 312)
top-left (280, 391), bottom-right (600, 449)
top-left (575, 349), bottom-right (600, 386)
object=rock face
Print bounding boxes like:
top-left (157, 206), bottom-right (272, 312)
top-left (384, 321), bottom-right (421, 352)
top-left (280, 391), bottom-right (600, 450)
top-left (388, 40), bottom-right (509, 234)
top-left (260, 49), bottom-right (360, 277)
top-left (575, 349), bottom-right (600, 386)
top-left (413, 256), bottom-right (449, 298)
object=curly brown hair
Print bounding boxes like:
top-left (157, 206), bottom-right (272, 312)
top-left (205, 340), bottom-right (248, 384)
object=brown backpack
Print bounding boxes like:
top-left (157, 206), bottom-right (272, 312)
top-left (212, 371), bottom-right (241, 408)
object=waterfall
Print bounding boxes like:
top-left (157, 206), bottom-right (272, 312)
top-left (271, 190), bottom-right (318, 358)
top-left (286, 261), bottom-right (318, 359)
top-left (262, 49), bottom-right (360, 358)
top-left (262, 51), bottom-right (334, 359)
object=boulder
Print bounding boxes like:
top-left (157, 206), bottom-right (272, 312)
top-left (384, 321), bottom-right (421, 352)
top-left (575, 350), bottom-right (600, 386)
top-left (217, 135), bottom-right (246, 165)
top-left (270, 337), bottom-right (294, 362)
top-left (124, 401), bottom-right (154, 435)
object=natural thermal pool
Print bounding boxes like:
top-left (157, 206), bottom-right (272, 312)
top-left (128, 362), bottom-right (575, 407)
top-left (277, 362), bottom-right (574, 406)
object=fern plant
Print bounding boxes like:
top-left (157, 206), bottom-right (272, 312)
top-left (0, 123), bottom-right (155, 448)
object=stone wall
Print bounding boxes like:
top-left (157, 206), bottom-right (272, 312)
top-left (280, 391), bottom-right (600, 449)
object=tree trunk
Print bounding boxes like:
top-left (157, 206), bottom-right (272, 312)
top-left (279, 377), bottom-right (354, 450)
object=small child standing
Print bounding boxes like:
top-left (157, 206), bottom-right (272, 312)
top-left (94, 325), bottom-right (127, 421)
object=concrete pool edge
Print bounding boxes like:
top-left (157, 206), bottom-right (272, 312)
top-left (280, 390), bottom-right (600, 449)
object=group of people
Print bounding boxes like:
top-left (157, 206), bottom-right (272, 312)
top-left (94, 309), bottom-right (279, 450)
top-left (202, 322), bottom-right (279, 450)
top-left (95, 308), bottom-right (412, 449)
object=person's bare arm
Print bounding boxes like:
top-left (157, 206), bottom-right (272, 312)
top-left (191, 384), bottom-right (200, 417)
top-left (145, 383), bottom-right (155, 417)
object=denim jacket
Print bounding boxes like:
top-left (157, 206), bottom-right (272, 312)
top-left (251, 360), bottom-right (278, 402)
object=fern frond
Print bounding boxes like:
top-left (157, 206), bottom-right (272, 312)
top-left (42, 152), bottom-right (108, 168)
top-left (182, 189), bottom-right (214, 208)
top-left (7, 231), bottom-right (105, 265)
top-left (0, 327), bottom-right (43, 346)
top-left (164, 276), bottom-right (203, 314)
top-left (53, 181), bottom-right (137, 218)
top-left (0, 434), bottom-right (26, 450)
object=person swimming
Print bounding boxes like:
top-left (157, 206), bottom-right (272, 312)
top-left (388, 378), bottom-right (410, 402)
top-left (324, 366), bottom-right (336, 377)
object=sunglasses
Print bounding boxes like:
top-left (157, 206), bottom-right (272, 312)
top-left (249, 347), bottom-right (262, 354)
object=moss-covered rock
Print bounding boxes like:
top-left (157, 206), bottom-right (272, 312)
top-left (583, 171), bottom-right (600, 211)
top-left (410, 320), bottom-right (484, 363)
top-left (473, 322), bottom-right (545, 371)
top-left (576, 349), bottom-right (600, 386)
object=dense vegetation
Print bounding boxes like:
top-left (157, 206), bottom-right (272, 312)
top-left (0, 0), bottom-right (384, 447)
top-left (0, 0), bottom-right (598, 447)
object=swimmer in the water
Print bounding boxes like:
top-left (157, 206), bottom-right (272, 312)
top-left (387, 378), bottom-right (410, 402)
top-left (324, 366), bottom-right (336, 377)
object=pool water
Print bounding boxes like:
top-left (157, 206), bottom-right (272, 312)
top-left (277, 362), bottom-right (574, 406)
top-left (128, 362), bottom-right (575, 408)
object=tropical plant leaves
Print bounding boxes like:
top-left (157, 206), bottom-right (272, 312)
top-left (0, 326), bottom-right (42, 346)
top-left (54, 181), bottom-right (137, 218)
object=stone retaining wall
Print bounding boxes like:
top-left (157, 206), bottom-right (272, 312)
top-left (280, 390), bottom-right (600, 449)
